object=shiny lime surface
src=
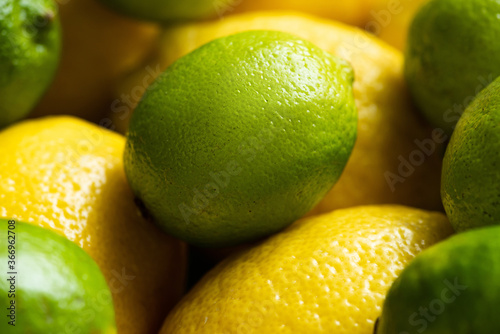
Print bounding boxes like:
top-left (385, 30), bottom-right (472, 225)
top-left (0, 220), bottom-right (116, 333)
top-left (124, 30), bottom-right (357, 247)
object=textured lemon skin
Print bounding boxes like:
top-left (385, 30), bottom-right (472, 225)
top-left (115, 12), bottom-right (443, 213)
top-left (231, 0), bottom-right (384, 27)
top-left (160, 205), bottom-right (453, 334)
top-left (124, 30), bottom-right (357, 248)
top-left (0, 117), bottom-right (186, 334)
top-left (441, 76), bottom-right (500, 232)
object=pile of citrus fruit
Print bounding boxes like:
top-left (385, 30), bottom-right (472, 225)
top-left (0, 0), bottom-right (499, 333)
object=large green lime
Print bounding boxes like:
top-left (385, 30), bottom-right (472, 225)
top-left (441, 76), bottom-right (500, 232)
top-left (405, 0), bottom-right (500, 135)
top-left (96, 0), bottom-right (235, 22)
top-left (124, 30), bottom-right (357, 247)
top-left (377, 225), bottom-right (500, 334)
top-left (0, 0), bottom-right (61, 128)
top-left (0, 220), bottom-right (116, 333)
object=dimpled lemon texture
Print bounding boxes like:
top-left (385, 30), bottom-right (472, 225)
top-left (160, 205), bottom-right (453, 334)
top-left (442, 76), bottom-right (500, 232)
top-left (0, 221), bottom-right (116, 334)
top-left (0, 117), bottom-right (186, 334)
top-left (232, 0), bottom-right (385, 27)
top-left (124, 30), bottom-right (357, 247)
top-left (115, 12), bottom-right (443, 214)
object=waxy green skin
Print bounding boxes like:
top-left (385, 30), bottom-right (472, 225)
top-left (97, 0), bottom-right (236, 23)
top-left (124, 30), bottom-right (357, 247)
top-left (405, 0), bottom-right (500, 135)
top-left (441, 76), bottom-right (500, 232)
top-left (378, 226), bottom-right (500, 334)
top-left (0, 220), bottom-right (116, 333)
top-left (0, 0), bottom-right (61, 128)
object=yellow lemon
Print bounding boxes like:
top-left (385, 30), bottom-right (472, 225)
top-left (0, 116), bottom-right (186, 334)
top-left (230, 0), bottom-right (381, 27)
top-left (30, 0), bottom-right (160, 123)
top-left (368, 0), bottom-right (429, 50)
top-left (113, 12), bottom-right (443, 213)
top-left (160, 205), bottom-right (453, 334)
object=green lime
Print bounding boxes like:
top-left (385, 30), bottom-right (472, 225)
top-left (405, 0), bottom-right (500, 135)
top-left (96, 0), bottom-right (235, 22)
top-left (0, 220), bottom-right (116, 333)
top-left (124, 30), bottom-right (357, 247)
top-left (441, 76), bottom-right (500, 232)
top-left (377, 225), bottom-right (500, 334)
top-left (0, 0), bottom-right (61, 128)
